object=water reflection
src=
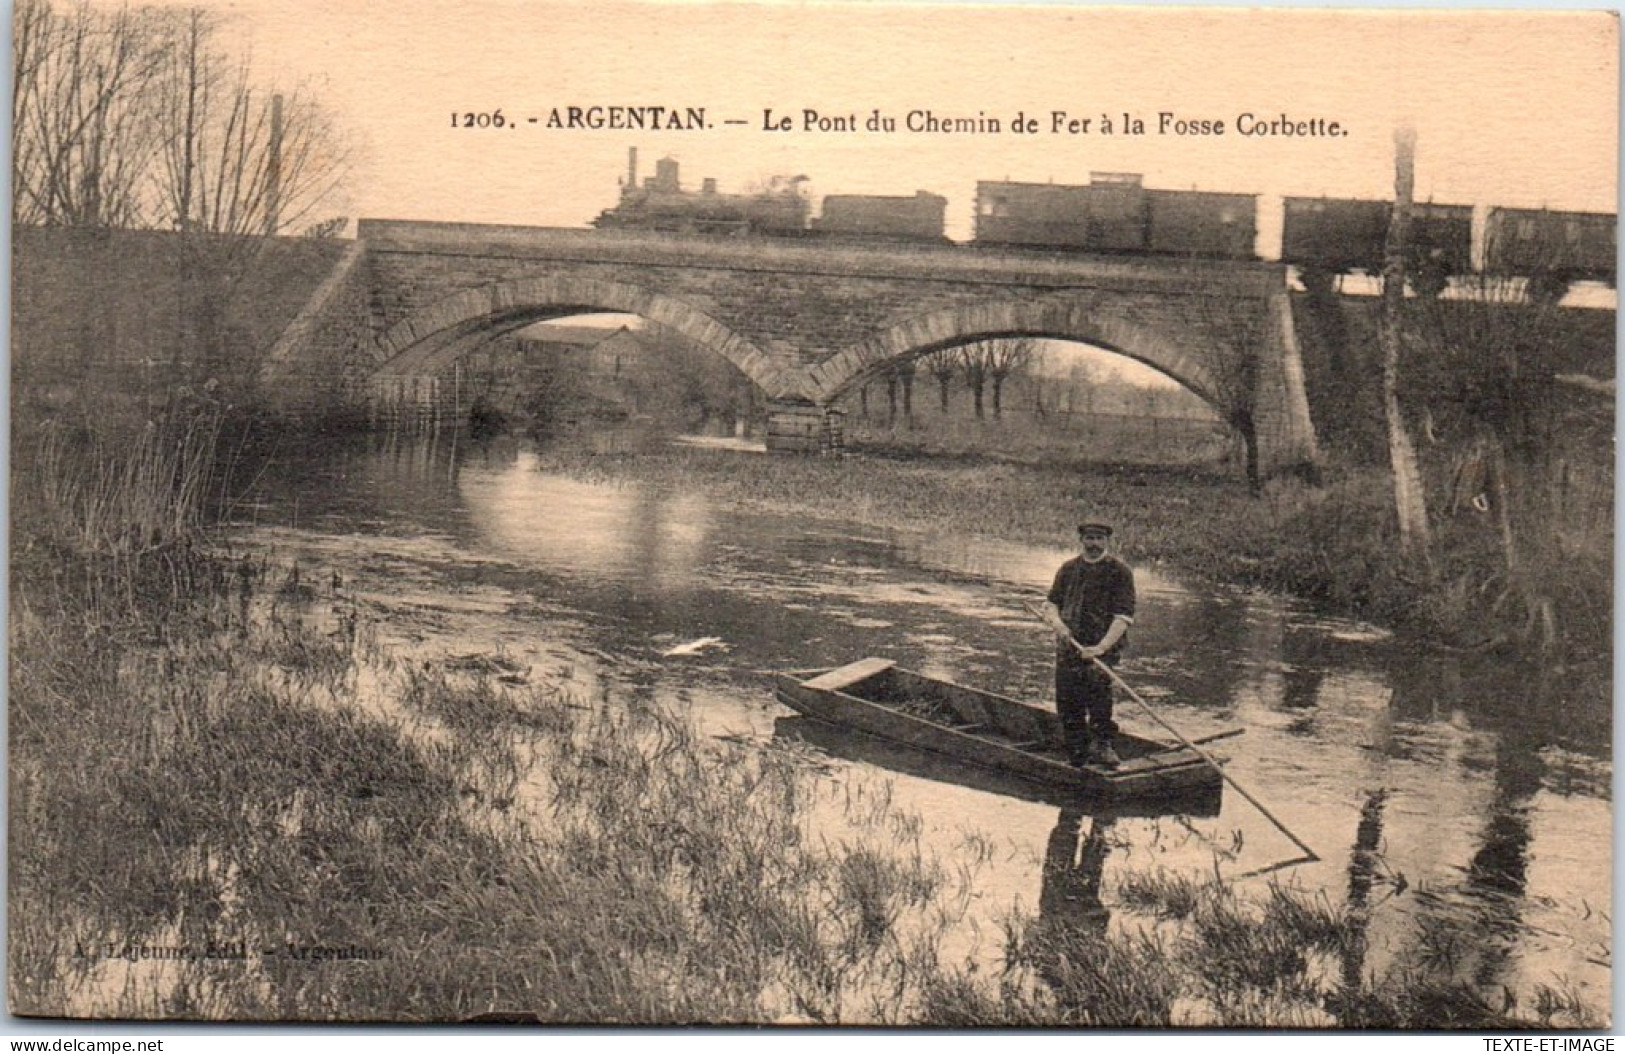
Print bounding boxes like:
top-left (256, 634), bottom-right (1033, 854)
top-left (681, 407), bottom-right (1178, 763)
top-left (1336, 788), bottom-right (1393, 1010)
top-left (460, 452), bottom-right (714, 590)
top-left (233, 433), bottom-right (1611, 1010)
top-left (774, 715), bottom-right (1221, 816)
top-left (1400, 727), bottom-right (1542, 994)
top-left (1037, 809), bottom-right (1115, 939)
top-left (1280, 623), bottom-right (1331, 715)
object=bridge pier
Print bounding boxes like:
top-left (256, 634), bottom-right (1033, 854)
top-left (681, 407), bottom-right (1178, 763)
top-left (1253, 289), bottom-right (1321, 476)
top-left (765, 402), bottom-right (845, 456)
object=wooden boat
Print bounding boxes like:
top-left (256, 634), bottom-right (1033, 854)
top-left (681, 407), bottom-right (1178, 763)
top-left (774, 715), bottom-right (1221, 816)
top-left (774, 657), bottom-right (1226, 801)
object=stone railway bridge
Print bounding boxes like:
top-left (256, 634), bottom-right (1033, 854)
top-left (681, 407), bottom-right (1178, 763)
top-left (264, 219), bottom-right (1319, 473)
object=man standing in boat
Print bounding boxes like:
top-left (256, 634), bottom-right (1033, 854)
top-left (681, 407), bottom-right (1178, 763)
top-left (1042, 515), bottom-right (1136, 768)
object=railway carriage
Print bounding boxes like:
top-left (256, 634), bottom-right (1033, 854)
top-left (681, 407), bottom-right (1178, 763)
top-left (815, 191), bottom-right (949, 242)
top-left (592, 150), bottom-right (1613, 293)
top-left (973, 174), bottom-right (1257, 259)
top-left (1146, 188), bottom-right (1258, 260)
top-left (974, 180), bottom-right (1099, 249)
top-left (1486, 207), bottom-right (1616, 288)
top-left (1282, 196), bottom-right (1473, 293)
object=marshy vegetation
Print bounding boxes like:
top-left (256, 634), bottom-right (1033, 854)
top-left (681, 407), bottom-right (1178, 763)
top-left (933, 873), bottom-right (1603, 1029)
top-left (10, 414), bottom-right (964, 1021)
top-left (9, 407), bottom-right (1607, 1026)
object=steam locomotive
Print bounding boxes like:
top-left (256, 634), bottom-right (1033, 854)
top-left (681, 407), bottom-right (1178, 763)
top-left (592, 151), bottom-right (948, 241)
top-left (591, 154), bottom-right (811, 236)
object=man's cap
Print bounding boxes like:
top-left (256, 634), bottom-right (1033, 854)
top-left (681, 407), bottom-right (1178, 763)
top-left (1078, 516), bottom-right (1114, 536)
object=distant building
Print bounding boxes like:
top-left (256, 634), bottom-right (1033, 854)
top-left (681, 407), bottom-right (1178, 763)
top-left (577, 326), bottom-right (642, 382)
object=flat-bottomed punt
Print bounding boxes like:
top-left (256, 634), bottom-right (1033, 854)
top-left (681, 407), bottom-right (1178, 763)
top-left (774, 657), bottom-right (1225, 801)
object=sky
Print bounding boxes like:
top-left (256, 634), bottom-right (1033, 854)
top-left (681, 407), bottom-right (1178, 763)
top-left (177, 0), bottom-right (1619, 251)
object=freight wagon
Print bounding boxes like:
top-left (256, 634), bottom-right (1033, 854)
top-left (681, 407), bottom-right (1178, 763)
top-left (815, 191), bottom-right (949, 242)
top-left (973, 174), bottom-right (1257, 259)
top-left (1281, 197), bottom-right (1474, 292)
top-left (1486, 207), bottom-right (1616, 298)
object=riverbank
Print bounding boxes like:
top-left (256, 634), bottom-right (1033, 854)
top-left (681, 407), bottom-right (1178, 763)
top-left (8, 423), bottom-right (978, 1020)
top-left (8, 416), bottom-right (1607, 1025)
top-left (12, 540), bottom-right (1602, 1026)
top-left (8, 562), bottom-right (970, 1021)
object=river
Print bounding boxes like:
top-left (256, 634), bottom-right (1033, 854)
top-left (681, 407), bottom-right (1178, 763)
top-left (229, 432), bottom-right (1612, 1014)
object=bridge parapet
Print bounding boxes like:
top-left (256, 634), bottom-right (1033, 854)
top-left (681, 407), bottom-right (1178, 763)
top-left (356, 219), bottom-right (1285, 298)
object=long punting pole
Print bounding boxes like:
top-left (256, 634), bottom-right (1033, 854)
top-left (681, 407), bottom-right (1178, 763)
top-left (1024, 602), bottom-right (1320, 866)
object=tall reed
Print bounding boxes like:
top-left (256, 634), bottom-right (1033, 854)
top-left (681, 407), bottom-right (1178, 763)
top-left (13, 401), bottom-right (227, 632)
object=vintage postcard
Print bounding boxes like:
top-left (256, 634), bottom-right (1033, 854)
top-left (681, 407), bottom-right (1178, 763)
top-left (9, 0), bottom-right (1615, 1030)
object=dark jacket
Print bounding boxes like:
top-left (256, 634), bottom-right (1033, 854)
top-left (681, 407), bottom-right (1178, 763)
top-left (1047, 554), bottom-right (1136, 661)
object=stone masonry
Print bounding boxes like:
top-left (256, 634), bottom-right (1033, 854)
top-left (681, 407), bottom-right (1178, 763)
top-left (263, 220), bottom-right (1319, 472)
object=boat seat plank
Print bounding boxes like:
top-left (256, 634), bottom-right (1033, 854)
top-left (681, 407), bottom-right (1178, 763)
top-left (1114, 751), bottom-right (1204, 775)
top-left (802, 657), bottom-right (896, 693)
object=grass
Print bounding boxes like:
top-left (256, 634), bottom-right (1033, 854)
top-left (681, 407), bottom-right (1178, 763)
top-left (928, 876), bottom-right (1603, 1030)
top-left (9, 417), bottom-right (983, 1020)
top-left (12, 560), bottom-right (1608, 1025)
top-left (1114, 868), bottom-right (1205, 920)
top-left (844, 410), bottom-right (1232, 469)
top-left (8, 406), bottom-right (1609, 1027)
top-left (11, 571), bottom-right (985, 1021)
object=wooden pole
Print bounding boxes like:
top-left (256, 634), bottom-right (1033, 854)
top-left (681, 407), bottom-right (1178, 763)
top-left (1381, 123), bottom-right (1433, 564)
top-left (266, 93), bottom-right (284, 236)
top-left (1024, 601), bottom-right (1320, 865)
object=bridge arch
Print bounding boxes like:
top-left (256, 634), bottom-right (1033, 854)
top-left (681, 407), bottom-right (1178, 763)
top-left (812, 296), bottom-right (1225, 409)
top-left (371, 274), bottom-right (800, 400)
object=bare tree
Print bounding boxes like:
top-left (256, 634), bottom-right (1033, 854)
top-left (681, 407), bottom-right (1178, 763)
top-left (894, 357), bottom-right (915, 427)
top-left (143, 6), bottom-right (350, 374)
top-left (920, 347), bottom-right (957, 413)
top-left (1024, 343), bottom-right (1052, 418)
top-left (150, 8), bottom-right (348, 242)
top-left (12, 0), bottom-right (54, 222)
top-left (1064, 358), bottom-right (1104, 421)
top-left (13, 1), bottom-right (352, 382)
top-left (957, 343), bottom-right (990, 419)
top-left (983, 336), bottom-right (1036, 420)
top-left (1190, 295), bottom-right (1266, 492)
top-left (12, 0), bottom-right (170, 227)
top-left (1404, 254), bottom-right (1592, 654)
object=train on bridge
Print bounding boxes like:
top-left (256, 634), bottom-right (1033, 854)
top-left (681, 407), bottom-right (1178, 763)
top-left (593, 150), bottom-right (1615, 301)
